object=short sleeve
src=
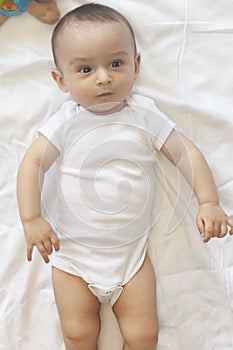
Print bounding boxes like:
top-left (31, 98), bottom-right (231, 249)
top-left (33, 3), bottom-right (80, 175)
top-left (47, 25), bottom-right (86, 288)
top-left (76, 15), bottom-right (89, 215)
top-left (128, 94), bottom-right (176, 150)
top-left (38, 100), bottom-right (77, 152)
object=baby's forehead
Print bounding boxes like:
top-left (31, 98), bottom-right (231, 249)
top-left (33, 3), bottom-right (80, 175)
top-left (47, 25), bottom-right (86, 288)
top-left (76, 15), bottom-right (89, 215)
top-left (60, 19), bottom-right (130, 37)
top-left (54, 19), bottom-right (136, 66)
top-left (60, 20), bottom-right (135, 48)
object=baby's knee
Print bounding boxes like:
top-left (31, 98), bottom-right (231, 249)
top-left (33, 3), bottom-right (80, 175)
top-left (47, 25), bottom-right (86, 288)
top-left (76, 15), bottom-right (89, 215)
top-left (124, 325), bottom-right (158, 348)
top-left (62, 321), bottom-right (99, 349)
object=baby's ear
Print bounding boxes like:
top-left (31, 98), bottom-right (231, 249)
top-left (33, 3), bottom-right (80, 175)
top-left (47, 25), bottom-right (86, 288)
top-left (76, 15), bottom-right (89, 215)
top-left (134, 53), bottom-right (141, 78)
top-left (51, 69), bottom-right (68, 93)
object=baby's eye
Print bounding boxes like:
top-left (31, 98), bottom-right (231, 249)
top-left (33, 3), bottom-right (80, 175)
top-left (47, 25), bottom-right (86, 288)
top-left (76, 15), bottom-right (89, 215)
top-left (80, 66), bottom-right (92, 74)
top-left (111, 60), bottom-right (122, 68)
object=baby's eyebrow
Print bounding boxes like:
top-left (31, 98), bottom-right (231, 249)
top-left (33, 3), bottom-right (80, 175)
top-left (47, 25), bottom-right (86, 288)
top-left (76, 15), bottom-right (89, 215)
top-left (69, 51), bottom-right (130, 67)
top-left (109, 51), bottom-right (129, 58)
top-left (69, 56), bottom-right (93, 66)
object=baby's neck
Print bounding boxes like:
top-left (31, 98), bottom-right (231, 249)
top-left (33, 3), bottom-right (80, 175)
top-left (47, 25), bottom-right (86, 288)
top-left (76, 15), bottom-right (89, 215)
top-left (86, 101), bottom-right (127, 116)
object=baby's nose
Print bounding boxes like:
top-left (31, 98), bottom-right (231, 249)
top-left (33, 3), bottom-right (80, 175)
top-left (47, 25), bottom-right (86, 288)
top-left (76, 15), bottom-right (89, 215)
top-left (96, 68), bottom-right (112, 85)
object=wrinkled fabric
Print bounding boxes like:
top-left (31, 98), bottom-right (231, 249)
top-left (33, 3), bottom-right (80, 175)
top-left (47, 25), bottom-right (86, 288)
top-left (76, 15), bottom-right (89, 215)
top-left (0, 0), bottom-right (233, 349)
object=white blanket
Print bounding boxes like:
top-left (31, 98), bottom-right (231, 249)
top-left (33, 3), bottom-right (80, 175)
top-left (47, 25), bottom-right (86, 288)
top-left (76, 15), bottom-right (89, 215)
top-left (1, 1), bottom-right (233, 349)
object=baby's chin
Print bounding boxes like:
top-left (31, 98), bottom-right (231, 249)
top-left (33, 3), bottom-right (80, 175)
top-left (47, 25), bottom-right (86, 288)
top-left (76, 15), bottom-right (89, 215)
top-left (87, 101), bottom-right (126, 115)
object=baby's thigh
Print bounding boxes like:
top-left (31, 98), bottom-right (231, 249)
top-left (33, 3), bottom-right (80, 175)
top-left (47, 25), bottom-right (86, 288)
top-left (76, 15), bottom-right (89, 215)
top-left (113, 256), bottom-right (158, 342)
top-left (52, 267), bottom-right (100, 341)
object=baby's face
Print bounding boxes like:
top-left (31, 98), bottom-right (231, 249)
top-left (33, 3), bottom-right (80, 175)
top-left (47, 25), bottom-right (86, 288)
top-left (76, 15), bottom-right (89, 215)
top-left (53, 21), bottom-right (140, 114)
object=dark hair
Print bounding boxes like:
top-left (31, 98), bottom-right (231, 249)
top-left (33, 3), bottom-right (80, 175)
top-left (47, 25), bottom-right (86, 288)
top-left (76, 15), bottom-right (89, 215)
top-left (51, 3), bottom-right (137, 68)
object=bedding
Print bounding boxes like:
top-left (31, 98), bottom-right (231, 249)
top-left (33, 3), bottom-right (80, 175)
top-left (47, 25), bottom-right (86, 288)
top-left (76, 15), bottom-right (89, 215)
top-left (1, 0), bottom-right (233, 349)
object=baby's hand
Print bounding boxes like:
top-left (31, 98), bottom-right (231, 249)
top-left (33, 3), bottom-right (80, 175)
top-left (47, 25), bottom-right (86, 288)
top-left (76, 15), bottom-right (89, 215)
top-left (196, 203), bottom-right (228, 243)
top-left (23, 216), bottom-right (60, 263)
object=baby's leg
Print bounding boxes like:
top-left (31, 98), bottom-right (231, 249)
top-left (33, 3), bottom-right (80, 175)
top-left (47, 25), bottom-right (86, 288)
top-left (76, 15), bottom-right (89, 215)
top-left (113, 256), bottom-right (158, 350)
top-left (52, 267), bottom-right (101, 350)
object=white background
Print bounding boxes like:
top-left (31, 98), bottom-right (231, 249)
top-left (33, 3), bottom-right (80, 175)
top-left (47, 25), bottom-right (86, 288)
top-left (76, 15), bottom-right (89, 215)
top-left (0, 0), bottom-right (233, 349)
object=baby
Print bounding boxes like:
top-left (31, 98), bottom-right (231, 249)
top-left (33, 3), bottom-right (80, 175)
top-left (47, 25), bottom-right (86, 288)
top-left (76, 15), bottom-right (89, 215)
top-left (17, 3), bottom-right (233, 350)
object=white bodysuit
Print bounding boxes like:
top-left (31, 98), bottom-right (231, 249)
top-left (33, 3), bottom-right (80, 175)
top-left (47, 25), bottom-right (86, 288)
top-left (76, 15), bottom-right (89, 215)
top-left (39, 94), bottom-right (175, 305)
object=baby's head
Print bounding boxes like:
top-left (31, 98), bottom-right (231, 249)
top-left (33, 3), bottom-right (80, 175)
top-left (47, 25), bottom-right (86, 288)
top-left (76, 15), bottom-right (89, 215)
top-left (51, 3), bottom-right (141, 114)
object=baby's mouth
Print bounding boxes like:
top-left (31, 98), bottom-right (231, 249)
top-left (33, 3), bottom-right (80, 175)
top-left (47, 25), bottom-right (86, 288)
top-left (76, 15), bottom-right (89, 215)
top-left (97, 92), bottom-right (113, 97)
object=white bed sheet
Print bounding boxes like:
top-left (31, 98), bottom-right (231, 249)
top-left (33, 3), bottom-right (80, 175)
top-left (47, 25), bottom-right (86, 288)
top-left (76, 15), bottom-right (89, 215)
top-left (1, 0), bottom-right (233, 349)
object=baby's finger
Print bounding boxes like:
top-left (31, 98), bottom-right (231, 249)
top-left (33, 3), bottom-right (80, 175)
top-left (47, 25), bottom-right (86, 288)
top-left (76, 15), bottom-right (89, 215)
top-left (43, 239), bottom-right (53, 255)
top-left (212, 221), bottom-right (222, 237)
top-left (37, 243), bottom-right (50, 264)
top-left (228, 216), bottom-right (233, 235)
top-left (219, 221), bottom-right (228, 238)
top-left (27, 244), bottom-right (34, 262)
top-left (203, 221), bottom-right (214, 243)
top-left (51, 234), bottom-right (60, 251)
top-left (196, 216), bottom-right (205, 238)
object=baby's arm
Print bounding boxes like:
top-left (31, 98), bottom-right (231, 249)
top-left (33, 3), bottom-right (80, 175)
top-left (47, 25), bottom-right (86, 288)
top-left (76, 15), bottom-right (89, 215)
top-left (161, 129), bottom-right (232, 242)
top-left (17, 135), bottom-right (60, 263)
